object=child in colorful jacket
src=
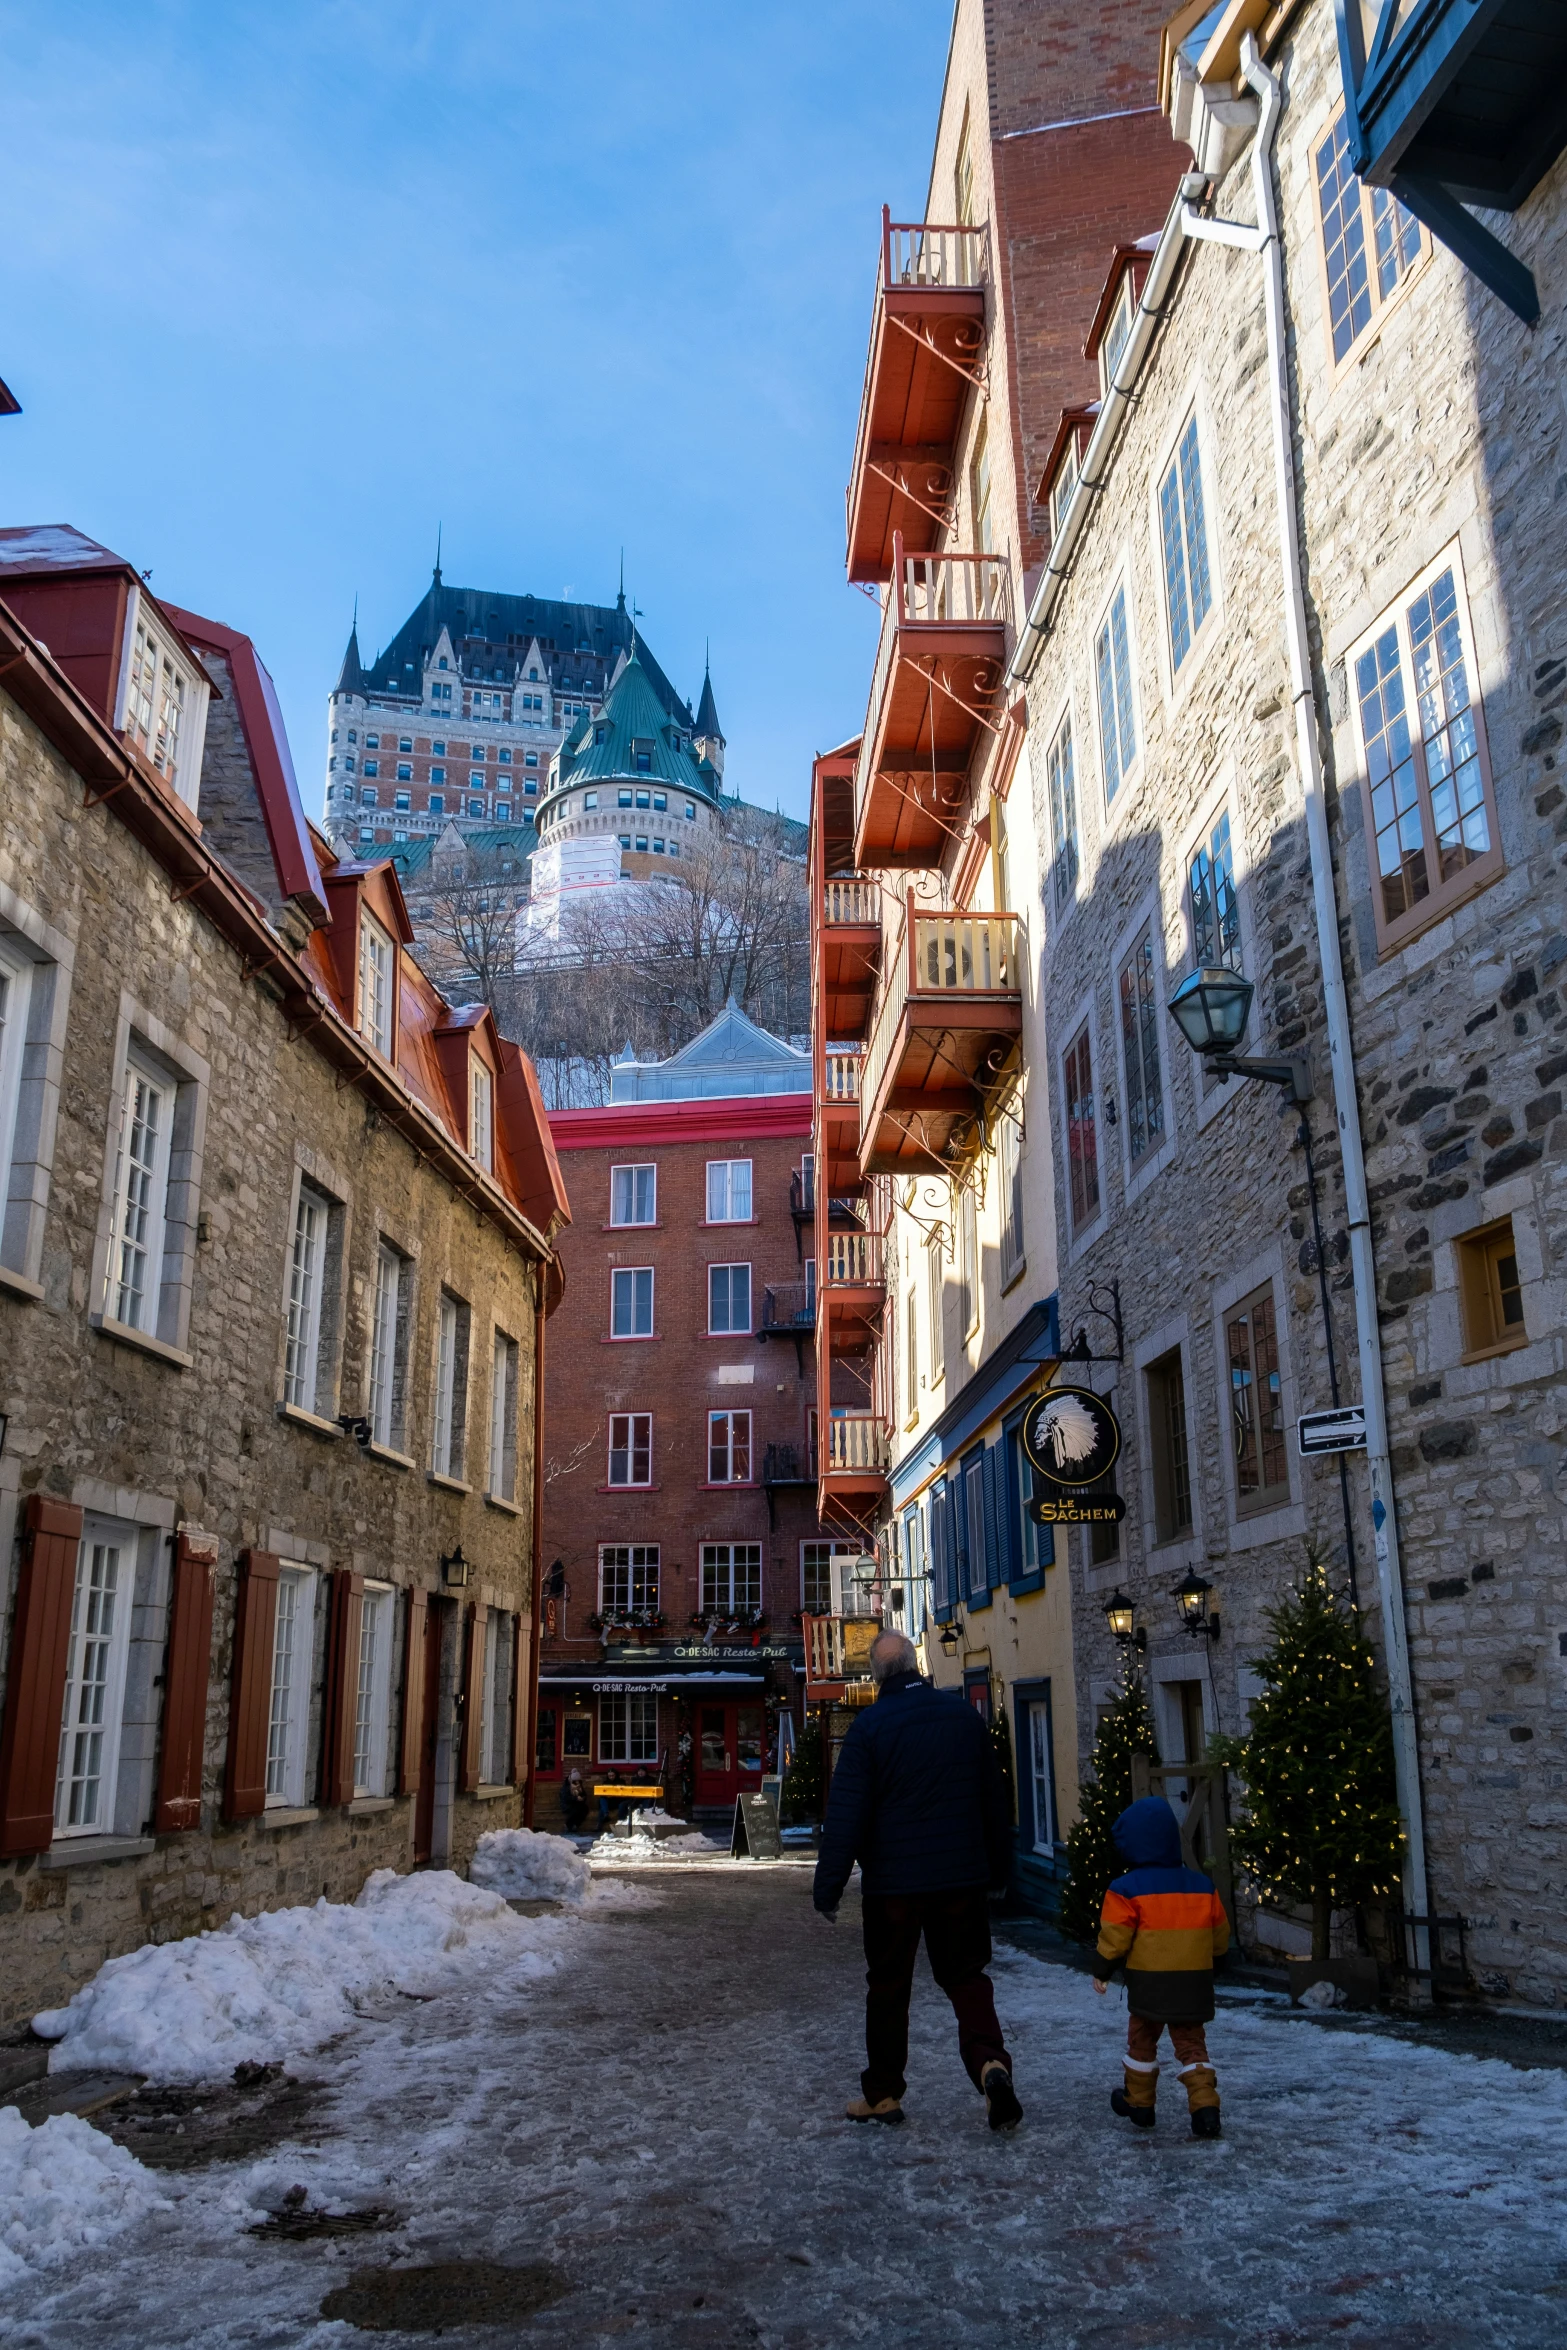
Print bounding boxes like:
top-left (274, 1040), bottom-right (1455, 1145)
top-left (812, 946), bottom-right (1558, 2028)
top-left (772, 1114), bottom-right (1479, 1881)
top-left (1092, 1795), bottom-right (1230, 2139)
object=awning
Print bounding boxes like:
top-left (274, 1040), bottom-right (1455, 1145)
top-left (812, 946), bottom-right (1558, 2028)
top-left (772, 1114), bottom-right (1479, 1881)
top-left (537, 1670), bottom-right (770, 1693)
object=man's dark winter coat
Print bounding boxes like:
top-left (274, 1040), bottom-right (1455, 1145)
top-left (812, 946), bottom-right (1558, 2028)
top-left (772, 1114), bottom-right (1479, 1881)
top-left (813, 1671), bottom-right (1012, 1911)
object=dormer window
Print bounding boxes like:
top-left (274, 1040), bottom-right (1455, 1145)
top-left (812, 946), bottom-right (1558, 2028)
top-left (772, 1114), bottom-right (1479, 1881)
top-left (529, 668), bottom-right (539, 681)
top-left (470, 1058), bottom-right (494, 1173)
top-left (438, 656), bottom-right (448, 670)
top-left (357, 914), bottom-right (394, 1059)
top-left (1051, 438), bottom-right (1079, 538)
top-left (121, 614), bottom-right (202, 804)
top-left (1100, 273), bottom-right (1137, 392)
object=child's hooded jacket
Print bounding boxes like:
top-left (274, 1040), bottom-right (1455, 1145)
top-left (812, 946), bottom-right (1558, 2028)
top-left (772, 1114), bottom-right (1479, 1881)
top-left (1091, 1797), bottom-right (1231, 2022)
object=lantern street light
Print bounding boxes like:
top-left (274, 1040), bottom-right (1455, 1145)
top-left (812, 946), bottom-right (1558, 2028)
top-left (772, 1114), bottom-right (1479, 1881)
top-left (440, 1544), bottom-right (472, 1588)
top-left (938, 1617), bottom-right (961, 1656)
top-left (1173, 1567), bottom-right (1221, 1642)
top-left (1102, 1589), bottom-right (1145, 1653)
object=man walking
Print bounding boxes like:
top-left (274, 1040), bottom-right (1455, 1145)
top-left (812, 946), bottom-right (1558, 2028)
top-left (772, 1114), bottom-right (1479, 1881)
top-left (814, 1630), bottom-right (1022, 2131)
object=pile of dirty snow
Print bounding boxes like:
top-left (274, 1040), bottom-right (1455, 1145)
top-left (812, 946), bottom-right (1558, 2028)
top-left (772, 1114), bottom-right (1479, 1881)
top-left (589, 1825), bottom-right (726, 1863)
top-left (32, 1868), bottom-right (564, 2085)
top-left (0, 2107), bottom-right (170, 2289)
top-left (469, 1826), bottom-right (591, 1903)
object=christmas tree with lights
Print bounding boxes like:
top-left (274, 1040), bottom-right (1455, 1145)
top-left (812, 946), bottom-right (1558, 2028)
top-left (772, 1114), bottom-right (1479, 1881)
top-left (1213, 1548), bottom-right (1403, 1960)
top-left (1057, 1657), bottom-right (1160, 1943)
top-left (780, 1713), bottom-right (826, 1825)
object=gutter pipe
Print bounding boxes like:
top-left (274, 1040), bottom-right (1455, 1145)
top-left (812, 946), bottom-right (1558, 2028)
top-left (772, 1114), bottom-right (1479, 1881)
top-left (1006, 40), bottom-right (1431, 1962)
top-left (523, 1266), bottom-right (549, 1827)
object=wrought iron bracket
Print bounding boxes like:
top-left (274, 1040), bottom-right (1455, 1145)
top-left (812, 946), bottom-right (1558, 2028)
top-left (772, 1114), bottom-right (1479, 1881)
top-left (1060, 1277), bottom-right (1124, 1367)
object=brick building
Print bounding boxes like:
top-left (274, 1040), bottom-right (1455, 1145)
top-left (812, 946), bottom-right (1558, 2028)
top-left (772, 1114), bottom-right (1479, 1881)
top-left (535, 1005), bottom-right (846, 1826)
top-left (0, 526), bottom-right (568, 2032)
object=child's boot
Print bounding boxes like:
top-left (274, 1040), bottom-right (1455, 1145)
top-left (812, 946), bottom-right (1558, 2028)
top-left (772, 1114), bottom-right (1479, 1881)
top-left (1110, 2058), bottom-right (1157, 2128)
top-left (1180, 2063), bottom-right (1221, 2139)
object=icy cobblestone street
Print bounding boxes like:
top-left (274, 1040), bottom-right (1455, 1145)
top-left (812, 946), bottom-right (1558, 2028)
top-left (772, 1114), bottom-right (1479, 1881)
top-left (5, 1869), bottom-right (1567, 2348)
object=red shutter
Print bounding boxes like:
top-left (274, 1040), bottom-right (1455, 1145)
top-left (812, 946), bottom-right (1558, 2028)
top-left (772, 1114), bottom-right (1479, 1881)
top-left (154, 1530), bottom-right (218, 1834)
top-left (509, 1613), bottom-right (526, 1789)
top-left (459, 1602), bottom-right (487, 1791)
top-left (0, 1496), bottom-right (85, 1858)
top-left (320, 1570), bottom-right (365, 1807)
top-left (398, 1586), bottom-right (427, 1796)
top-left (224, 1549), bottom-right (281, 1820)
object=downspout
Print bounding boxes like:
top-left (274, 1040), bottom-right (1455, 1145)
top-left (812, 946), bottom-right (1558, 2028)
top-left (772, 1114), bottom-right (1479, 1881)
top-left (1209, 35), bottom-right (1432, 1953)
top-left (522, 1260), bottom-right (549, 1828)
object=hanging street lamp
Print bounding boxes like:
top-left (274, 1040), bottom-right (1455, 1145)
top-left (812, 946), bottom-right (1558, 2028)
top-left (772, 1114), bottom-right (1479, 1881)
top-left (1173, 1567), bottom-right (1221, 1641)
top-left (1102, 1589), bottom-right (1145, 1653)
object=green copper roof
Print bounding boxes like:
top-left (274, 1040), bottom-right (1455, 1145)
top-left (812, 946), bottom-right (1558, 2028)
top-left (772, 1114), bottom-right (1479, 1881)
top-left (554, 649), bottom-right (718, 801)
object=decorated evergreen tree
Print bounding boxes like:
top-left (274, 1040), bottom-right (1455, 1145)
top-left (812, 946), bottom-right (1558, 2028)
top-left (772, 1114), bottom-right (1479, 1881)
top-left (1212, 1549), bottom-right (1403, 1959)
top-left (780, 1713), bottom-right (826, 1826)
top-left (990, 1703), bottom-right (1016, 1821)
top-left (1057, 1659), bottom-right (1160, 1943)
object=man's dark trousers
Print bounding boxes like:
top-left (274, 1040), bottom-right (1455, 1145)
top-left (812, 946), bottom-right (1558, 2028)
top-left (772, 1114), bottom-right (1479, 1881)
top-left (860, 1886), bottom-right (1010, 2102)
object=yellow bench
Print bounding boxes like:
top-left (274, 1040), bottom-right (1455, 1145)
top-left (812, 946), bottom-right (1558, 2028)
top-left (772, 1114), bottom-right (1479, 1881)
top-left (592, 1784), bottom-right (663, 1801)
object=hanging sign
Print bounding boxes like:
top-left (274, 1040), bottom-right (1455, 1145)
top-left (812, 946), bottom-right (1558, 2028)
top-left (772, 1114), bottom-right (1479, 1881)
top-left (1021, 1386), bottom-right (1122, 1486)
top-left (1297, 1405), bottom-right (1367, 1456)
top-left (1029, 1490), bottom-right (1126, 1527)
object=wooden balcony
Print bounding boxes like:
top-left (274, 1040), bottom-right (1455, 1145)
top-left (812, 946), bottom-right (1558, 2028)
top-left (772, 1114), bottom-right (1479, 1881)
top-left (816, 1413), bottom-right (891, 1519)
top-left (846, 210), bottom-right (990, 585)
top-left (817, 1048), bottom-right (864, 1197)
top-left (853, 539), bottom-right (1010, 870)
top-left (818, 876), bottom-right (882, 1042)
top-left (860, 900), bottom-right (1022, 1177)
top-left (802, 1612), bottom-right (879, 1706)
top-left (819, 1223), bottom-right (885, 1359)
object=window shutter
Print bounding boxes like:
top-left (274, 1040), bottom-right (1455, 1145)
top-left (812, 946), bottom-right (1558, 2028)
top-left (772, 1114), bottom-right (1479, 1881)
top-left (459, 1602), bottom-right (488, 1792)
top-left (154, 1530), bottom-right (218, 1833)
top-left (509, 1613), bottom-right (526, 1788)
top-left (398, 1586), bottom-right (428, 1796)
top-left (981, 1444), bottom-right (1002, 1595)
top-left (0, 1496), bottom-right (85, 1857)
top-left (930, 1485), bottom-right (950, 1615)
top-left (320, 1569), bottom-right (365, 1808)
top-left (223, 1549), bottom-right (281, 1821)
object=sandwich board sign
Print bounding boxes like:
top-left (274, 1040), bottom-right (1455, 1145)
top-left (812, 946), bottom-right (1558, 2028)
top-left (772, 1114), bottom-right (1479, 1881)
top-left (731, 1792), bottom-right (782, 1860)
top-left (1297, 1405), bottom-right (1367, 1456)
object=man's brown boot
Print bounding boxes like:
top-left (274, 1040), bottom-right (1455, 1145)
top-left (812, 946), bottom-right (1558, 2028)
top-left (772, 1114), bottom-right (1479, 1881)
top-left (845, 2094), bottom-right (904, 2125)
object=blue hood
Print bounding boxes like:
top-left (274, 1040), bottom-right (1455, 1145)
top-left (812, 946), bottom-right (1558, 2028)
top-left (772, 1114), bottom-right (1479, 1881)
top-left (1112, 1797), bottom-right (1183, 1870)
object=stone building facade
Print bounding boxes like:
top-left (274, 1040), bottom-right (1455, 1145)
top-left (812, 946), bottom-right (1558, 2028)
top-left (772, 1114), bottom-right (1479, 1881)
top-left (535, 1007), bottom-right (834, 1827)
top-left (0, 528), bottom-right (569, 2033)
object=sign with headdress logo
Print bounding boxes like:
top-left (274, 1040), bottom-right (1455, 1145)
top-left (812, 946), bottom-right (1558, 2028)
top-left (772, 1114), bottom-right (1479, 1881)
top-left (1021, 1385), bottom-right (1121, 1488)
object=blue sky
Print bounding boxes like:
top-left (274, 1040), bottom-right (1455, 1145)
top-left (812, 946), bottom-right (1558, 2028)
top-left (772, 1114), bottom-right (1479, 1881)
top-left (0, 3), bottom-right (954, 821)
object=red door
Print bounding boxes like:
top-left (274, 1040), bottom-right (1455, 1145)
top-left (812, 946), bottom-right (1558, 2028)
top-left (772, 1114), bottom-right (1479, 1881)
top-left (694, 1701), bottom-right (765, 1807)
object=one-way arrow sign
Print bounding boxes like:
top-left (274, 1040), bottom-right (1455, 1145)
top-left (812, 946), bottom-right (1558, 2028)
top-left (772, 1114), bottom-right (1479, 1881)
top-left (1297, 1405), bottom-right (1367, 1456)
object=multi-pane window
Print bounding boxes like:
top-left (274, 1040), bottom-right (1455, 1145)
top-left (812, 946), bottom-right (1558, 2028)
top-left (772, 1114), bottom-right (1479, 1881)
top-left (708, 1262), bottom-right (752, 1335)
top-left (1189, 811), bottom-right (1242, 970)
top-left (489, 1331), bottom-right (519, 1500)
top-left (122, 620), bottom-right (192, 793)
top-left (0, 944), bottom-right (33, 1207)
top-left (599, 1689), bottom-right (658, 1764)
top-left (1099, 273), bottom-right (1136, 390)
top-left (431, 1291), bottom-right (469, 1479)
top-left (1351, 559), bottom-right (1499, 951)
top-left (905, 1285), bottom-right (919, 1421)
top-left (706, 1160), bottom-right (753, 1223)
top-left (1046, 711), bottom-right (1079, 909)
top-left (708, 1410), bottom-right (752, 1484)
top-left (601, 1545), bottom-right (659, 1615)
top-left (353, 1582), bottom-right (394, 1798)
top-left (1457, 1216), bottom-right (1527, 1360)
top-left (801, 1540), bottom-right (853, 1614)
top-left (53, 1518), bottom-right (136, 1836)
top-left (926, 1233), bottom-right (945, 1382)
top-left (702, 1541), bottom-right (762, 1614)
top-left (283, 1182), bottom-right (330, 1409)
top-left (1159, 416), bottom-right (1213, 671)
top-left (1063, 1024), bottom-right (1099, 1230)
top-left (1315, 113), bottom-right (1424, 365)
top-left (1094, 585), bottom-right (1137, 800)
top-left (1226, 1286), bottom-right (1289, 1514)
top-left (610, 1267), bottom-right (654, 1337)
top-left (958, 1181), bottom-right (978, 1338)
top-left (607, 1412), bottom-right (652, 1487)
top-left (1000, 1113), bottom-right (1025, 1284)
top-left (368, 1243), bottom-right (403, 1448)
top-left (479, 1609), bottom-right (514, 1785)
top-left (971, 417), bottom-right (993, 554)
top-left (265, 1566), bottom-right (316, 1806)
top-left (1118, 929), bottom-right (1165, 1168)
top-left (1146, 1348), bottom-right (1193, 1543)
top-left (357, 915), bottom-right (394, 1057)
top-left (469, 1059), bottom-right (493, 1173)
top-left (1007, 1425), bottom-right (1040, 1584)
top-left (105, 1052), bottom-right (173, 1332)
top-left (610, 1163), bottom-right (657, 1226)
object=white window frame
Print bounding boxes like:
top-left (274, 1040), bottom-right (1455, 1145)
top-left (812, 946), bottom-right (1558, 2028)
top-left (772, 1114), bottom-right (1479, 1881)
top-left (1060, 994), bottom-right (1106, 1251)
top-left (353, 1580), bottom-right (395, 1798)
top-left (999, 1110), bottom-right (1026, 1287)
top-left (0, 889), bottom-right (72, 1295)
top-left (284, 1181), bottom-right (330, 1410)
top-left (368, 1242), bottom-right (403, 1449)
top-left (357, 913), bottom-right (395, 1058)
top-left (610, 1265), bottom-right (654, 1338)
top-left (707, 1410), bottom-right (753, 1485)
top-left (1043, 700), bottom-right (1080, 915)
top-left (1178, 777), bottom-right (1254, 1134)
top-left (53, 1514), bottom-right (138, 1838)
top-left (801, 1539), bottom-right (854, 1614)
top-left (599, 1688), bottom-right (658, 1765)
top-left (431, 1291), bottom-right (468, 1479)
top-left (600, 1544), bottom-right (660, 1615)
top-left (1092, 570), bottom-right (1141, 811)
top-left (707, 1262), bottom-right (752, 1336)
top-left (0, 939), bottom-right (34, 1233)
top-left (607, 1412), bottom-right (653, 1488)
top-left (1153, 400), bottom-right (1219, 688)
top-left (469, 1058), bottom-right (494, 1173)
top-left (701, 1541), bottom-right (762, 1614)
top-left (488, 1328), bottom-right (519, 1500)
top-left (113, 591), bottom-right (210, 807)
top-left (265, 1565), bottom-right (319, 1808)
top-left (610, 1163), bottom-right (657, 1226)
top-left (705, 1159), bottom-right (753, 1223)
top-left (103, 1046), bottom-right (174, 1336)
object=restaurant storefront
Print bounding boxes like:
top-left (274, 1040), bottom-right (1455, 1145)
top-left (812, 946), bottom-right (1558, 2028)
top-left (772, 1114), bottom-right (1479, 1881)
top-left (533, 1641), bottom-right (803, 1826)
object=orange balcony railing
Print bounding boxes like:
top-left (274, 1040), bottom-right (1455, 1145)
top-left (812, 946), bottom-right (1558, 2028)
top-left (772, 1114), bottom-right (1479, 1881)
top-left (817, 876), bottom-right (882, 1043)
top-left (860, 898), bottom-right (1022, 1177)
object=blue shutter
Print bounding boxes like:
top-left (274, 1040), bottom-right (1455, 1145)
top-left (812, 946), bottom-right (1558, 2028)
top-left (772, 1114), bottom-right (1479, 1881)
top-left (931, 1479), bottom-right (951, 1616)
top-left (982, 1442), bottom-right (1003, 1595)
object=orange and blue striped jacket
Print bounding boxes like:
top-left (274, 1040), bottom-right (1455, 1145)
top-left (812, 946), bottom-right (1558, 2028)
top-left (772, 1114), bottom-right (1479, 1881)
top-left (1092, 1797), bottom-right (1231, 2022)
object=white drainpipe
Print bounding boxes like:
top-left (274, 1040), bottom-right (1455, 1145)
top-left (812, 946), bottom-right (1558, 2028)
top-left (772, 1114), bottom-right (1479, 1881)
top-left (1007, 36), bottom-right (1431, 1961)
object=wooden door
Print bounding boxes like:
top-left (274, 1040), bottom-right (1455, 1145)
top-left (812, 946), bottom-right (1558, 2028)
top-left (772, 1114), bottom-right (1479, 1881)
top-left (413, 1597), bottom-right (446, 1863)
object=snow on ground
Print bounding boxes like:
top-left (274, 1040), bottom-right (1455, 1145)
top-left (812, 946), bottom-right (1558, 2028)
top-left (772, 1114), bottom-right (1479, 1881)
top-left (469, 1826), bottom-right (592, 1902)
top-left (31, 1868), bottom-right (570, 2085)
top-left (0, 2111), bottom-right (170, 2293)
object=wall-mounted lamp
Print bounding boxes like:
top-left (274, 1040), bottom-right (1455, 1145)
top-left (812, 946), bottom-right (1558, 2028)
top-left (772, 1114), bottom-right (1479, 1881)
top-left (1102, 1589), bottom-right (1146, 1653)
top-left (1173, 1567), bottom-right (1221, 1641)
top-left (440, 1544), bottom-right (472, 1589)
top-left (938, 1619), bottom-right (961, 1656)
